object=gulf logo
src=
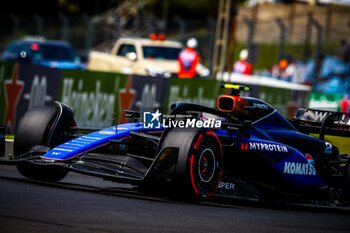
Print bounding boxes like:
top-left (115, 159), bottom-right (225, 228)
top-left (99, 131), bottom-right (116, 135)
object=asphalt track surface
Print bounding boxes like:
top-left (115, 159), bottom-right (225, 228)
top-left (1, 141), bottom-right (350, 233)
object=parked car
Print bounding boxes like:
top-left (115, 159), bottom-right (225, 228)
top-left (1, 36), bottom-right (85, 69)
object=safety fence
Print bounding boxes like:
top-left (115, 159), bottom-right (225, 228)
top-left (2, 2), bottom-right (349, 73)
top-left (0, 61), bottom-right (314, 133)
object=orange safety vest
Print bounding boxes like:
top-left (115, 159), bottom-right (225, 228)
top-left (177, 48), bottom-right (200, 78)
top-left (340, 95), bottom-right (350, 113)
top-left (233, 59), bottom-right (252, 75)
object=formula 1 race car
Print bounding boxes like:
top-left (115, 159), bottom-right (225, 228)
top-left (1, 84), bottom-right (350, 205)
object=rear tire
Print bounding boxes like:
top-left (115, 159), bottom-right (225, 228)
top-left (159, 128), bottom-right (222, 200)
top-left (14, 105), bottom-right (69, 182)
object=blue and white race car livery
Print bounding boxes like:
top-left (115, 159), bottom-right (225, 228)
top-left (1, 84), bottom-right (350, 205)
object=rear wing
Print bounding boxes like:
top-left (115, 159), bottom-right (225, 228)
top-left (292, 108), bottom-right (350, 140)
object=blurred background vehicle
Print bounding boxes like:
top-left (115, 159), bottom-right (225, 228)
top-left (1, 0), bottom-right (349, 80)
top-left (1, 36), bottom-right (85, 69)
top-left (0, 0), bottom-right (349, 153)
top-left (0, 0), bottom-right (350, 119)
top-left (87, 35), bottom-right (209, 78)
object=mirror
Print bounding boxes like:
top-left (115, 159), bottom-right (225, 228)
top-left (126, 52), bottom-right (137, 61)
top-left (18, 50), bottom-right (31, 63)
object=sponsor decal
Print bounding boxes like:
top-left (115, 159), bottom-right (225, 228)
top-left (12, 64), bottom-right (62, 134)
top-left (64, 142), bottom-right (85, 147)
top-left (218, 182), bottom-right (235, 190)
top-left (241, 143), bottom-right (248, 150)
top-left (51, 152), bottom-right (61, 156)
top-left (53, 148), bottom-right (73, 152)
top-left (283, 162), bottom-right (316, 176)
top-left (253, 102), bottom-right (269, 110)
top-left (4, 64), bottom-right (24, 131)
top-left (82, 136), bottom-right (102, 140)
top-left (23, 75), bottom-right (52, 109)
top-left (241, 142), bottom-right (288, 153)
top-left (304, 153), bottom-right (315, 166)
top-left (168, 85), bottom-right (217, 108)
top-left (335, 114), bottom-right (350, 126)
top-left (162, 118), bottom-right (221, 129)
top-left (135, 84), bottom-right (160, 116)
top-left (143, 110), bottom-right (222, 129)
top-left (119, 76), bottom-right (136, 124)
top-left (72, 139), bottom-right (89, 144)
top-left (129, 75), bottom-right (169, 123)
top-left (99, 131), bottom-right (116, 135)
top-left (305, 110), bottom-right (329, 122)
top-left (301, 109), bottom-right (350, 126)
top-left (324, 142), bottom-right (332, 154)
top-left (143, 110), bottom-right (162, 129)
top-left (61, 78), bottom-right (117, 128)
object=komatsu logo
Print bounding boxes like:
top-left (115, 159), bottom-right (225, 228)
top-left (244, 142), bottom-right (288, 153)
top-left (283, 162), bottom-right (316, 176)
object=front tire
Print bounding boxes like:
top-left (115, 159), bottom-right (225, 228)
top-left (159, 128), bottom-right (223, 200)
top-left (14, 105), bottom-right (69, 182)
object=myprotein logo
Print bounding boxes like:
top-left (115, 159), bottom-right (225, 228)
top-left (283, 162), bottom-right (316, 176)
top-left (241, 142), bottom-right (288, 153)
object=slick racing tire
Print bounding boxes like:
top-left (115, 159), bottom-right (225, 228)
top-left (159, 128), bottom-right (223, 201)
top-left (14, 105), bottom-right (69, 182)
